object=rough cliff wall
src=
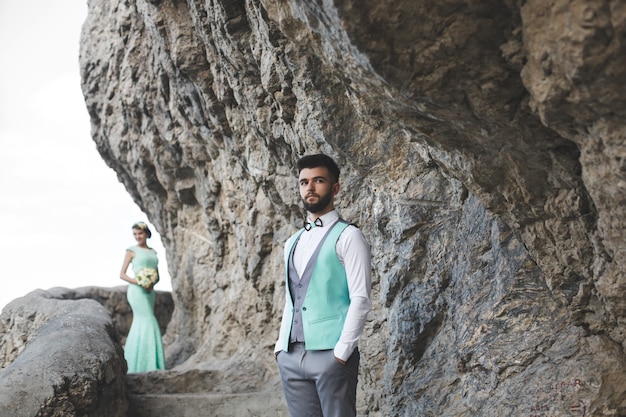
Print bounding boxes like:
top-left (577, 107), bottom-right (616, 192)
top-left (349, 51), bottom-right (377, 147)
top-left (79, 0), bottom-right (626, 415)
top-left (0, 289), bottom-right (129, 416)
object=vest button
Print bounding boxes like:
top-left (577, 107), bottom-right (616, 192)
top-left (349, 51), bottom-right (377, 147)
top-left (302, 307), bottom-right (307, 311)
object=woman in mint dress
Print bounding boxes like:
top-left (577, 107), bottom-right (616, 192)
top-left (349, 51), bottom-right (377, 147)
top-left (119, 222), bottom-right (166, 373)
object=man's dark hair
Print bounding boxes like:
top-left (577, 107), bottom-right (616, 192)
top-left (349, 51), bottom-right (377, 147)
top-left (297, 154), bottom-right (340, 184)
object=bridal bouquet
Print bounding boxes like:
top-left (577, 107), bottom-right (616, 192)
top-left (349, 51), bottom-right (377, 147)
top-left (135, 268), bottom-right (159, 289)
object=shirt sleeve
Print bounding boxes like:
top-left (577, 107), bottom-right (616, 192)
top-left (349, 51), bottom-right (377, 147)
top-left (334, 225), bottom-right (372, 361)
top-left (275, 236), bottom-right (296, 354)
top-left (274, 297), bottom-right (291, 354)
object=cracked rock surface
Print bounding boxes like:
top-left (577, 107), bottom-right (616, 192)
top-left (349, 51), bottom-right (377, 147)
top-left (76, 0), bottom-right (626, 415)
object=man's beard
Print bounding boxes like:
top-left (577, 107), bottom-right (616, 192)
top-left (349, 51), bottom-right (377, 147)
top-left (302, 191), bottom-right (333, 214)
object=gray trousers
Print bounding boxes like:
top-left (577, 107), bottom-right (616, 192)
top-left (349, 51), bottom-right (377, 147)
top-left (277, 343), bottom-right (360, 417)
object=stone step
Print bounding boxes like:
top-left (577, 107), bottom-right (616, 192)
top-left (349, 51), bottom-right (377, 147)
top-left (124, 369), bottom-right (288, 417)
top-left (127, 391), bottom-right (288, 417)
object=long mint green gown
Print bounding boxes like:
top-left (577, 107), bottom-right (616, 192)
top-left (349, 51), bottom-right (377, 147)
top-left (124, 246), bottom-right (166, 373)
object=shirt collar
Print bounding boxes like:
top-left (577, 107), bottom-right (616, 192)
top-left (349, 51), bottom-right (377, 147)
top-left (307, 210), bottom-right (338, 228)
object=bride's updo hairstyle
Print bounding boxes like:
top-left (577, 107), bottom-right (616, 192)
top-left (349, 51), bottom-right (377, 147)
top-left (132, 222), bottom-right (152, 238)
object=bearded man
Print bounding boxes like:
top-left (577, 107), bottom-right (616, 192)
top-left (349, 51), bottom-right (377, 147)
top-left (274, 154), bottom-right (372, 417)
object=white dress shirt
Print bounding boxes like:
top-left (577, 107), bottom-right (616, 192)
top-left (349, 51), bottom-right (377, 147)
top-left (275, 210), bottom-right (372, 361)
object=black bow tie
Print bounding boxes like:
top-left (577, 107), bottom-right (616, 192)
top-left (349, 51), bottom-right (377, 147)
top-left (304, 217), bottom-right (323, 231)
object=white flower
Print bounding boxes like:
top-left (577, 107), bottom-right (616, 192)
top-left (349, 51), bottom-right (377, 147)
top-left (135, 268), bottom-right (159, 289)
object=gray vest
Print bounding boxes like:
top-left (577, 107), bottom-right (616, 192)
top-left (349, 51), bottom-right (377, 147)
top-left (287, 223), bottom-right (338, 343)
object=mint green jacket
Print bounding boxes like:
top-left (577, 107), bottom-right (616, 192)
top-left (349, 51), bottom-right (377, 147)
top-left (279, 221), bottom-right (350, 351)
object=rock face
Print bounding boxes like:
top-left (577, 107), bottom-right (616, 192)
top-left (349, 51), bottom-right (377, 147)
top-left (0, 286), bottom-right (173, 417)
top-left (0, 288), bottom-right (128, 417)
top-left (78, 0), bottom-right (626, 415)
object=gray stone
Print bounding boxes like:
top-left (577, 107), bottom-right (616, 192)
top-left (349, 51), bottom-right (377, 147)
top-left (7, 0), bottom-right (621, 415)
top-left (0, 289), bottom-right (128, 416)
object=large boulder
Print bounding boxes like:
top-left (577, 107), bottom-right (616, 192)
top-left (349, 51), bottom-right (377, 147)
top-left (78, 0), bottom-right (626, 415)
top-left (0, 288), bottom-right (128, 416)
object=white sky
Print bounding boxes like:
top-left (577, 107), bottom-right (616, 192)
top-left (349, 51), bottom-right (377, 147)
top-left (0, 1), bottom-right (171, 310)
